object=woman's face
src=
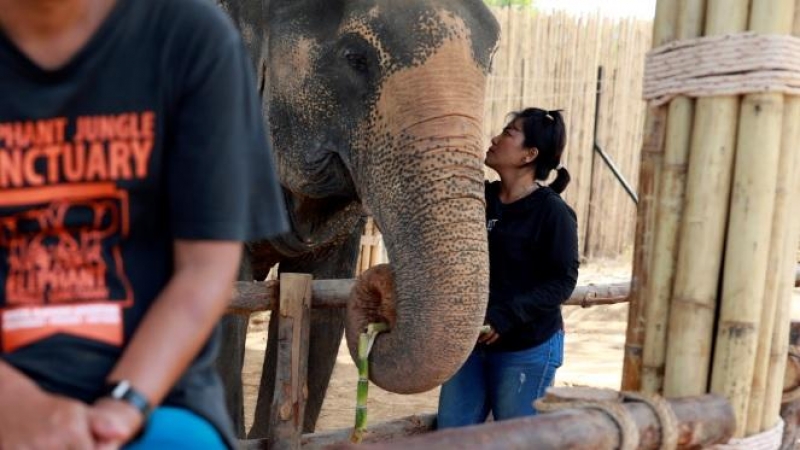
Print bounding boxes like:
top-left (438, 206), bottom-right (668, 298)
top-left (485, 118), bottom-right (535, 171)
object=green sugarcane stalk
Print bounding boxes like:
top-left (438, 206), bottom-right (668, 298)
top-left (350, 322), bottom-right (389, 444)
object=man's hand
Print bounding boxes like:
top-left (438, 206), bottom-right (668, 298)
top-left (0, 385), bottom-right (94, 450)
top-left (89, 398), bottom-right (145, 450)
top-left (478, 323), bottom-right (500, 345)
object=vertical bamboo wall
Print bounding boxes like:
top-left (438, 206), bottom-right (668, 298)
top-left (357, 10), bottom-right (654, 271)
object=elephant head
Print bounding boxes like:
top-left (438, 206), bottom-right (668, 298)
top-left (221, 0), bottom-right (498, 394)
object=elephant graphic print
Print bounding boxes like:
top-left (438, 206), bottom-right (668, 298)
top-left (0, 112), bottom-right (154, 353)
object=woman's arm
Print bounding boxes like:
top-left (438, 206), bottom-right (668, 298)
top-left (89, 240), bottom-right (242, 445)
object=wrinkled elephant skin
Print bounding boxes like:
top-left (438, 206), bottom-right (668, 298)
top-left (217, 0), bottom-right (498, 435)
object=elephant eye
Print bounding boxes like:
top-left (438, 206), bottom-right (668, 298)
top-left (344, 50), bottom-right (370, 74)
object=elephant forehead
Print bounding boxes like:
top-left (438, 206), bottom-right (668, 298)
top-left (341, 5), bottom-right (496, 76)
top-left (372, 38), bottom-right (487, 138)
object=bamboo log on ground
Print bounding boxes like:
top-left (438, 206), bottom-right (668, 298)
top-left (746, 1), bottom-right (799, 434)
top-left (620, 0), bottom-right (676, 392)
top-left (641, 0), bottom-right (706, 395)
top-left (662, 0), bottom-right (751, 400)
top-left (710, 0), bottom-right (789, 436)
top-left (330, 395), bottom-right (734, 450)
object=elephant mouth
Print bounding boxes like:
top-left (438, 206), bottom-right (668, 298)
top-left (268, 190), bottom-right (363, 257)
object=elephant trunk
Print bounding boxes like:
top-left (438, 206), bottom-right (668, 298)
top-left (346, 115), bottom-right (489, 394)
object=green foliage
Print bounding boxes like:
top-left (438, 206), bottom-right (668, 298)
top-left (483, 0), bottom-right (534, 7)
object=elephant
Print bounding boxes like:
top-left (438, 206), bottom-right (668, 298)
top-left (215, 0), bottom-right (500, 438)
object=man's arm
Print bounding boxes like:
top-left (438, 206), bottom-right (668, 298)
top-left (90, 240), bottom-right (242, 445)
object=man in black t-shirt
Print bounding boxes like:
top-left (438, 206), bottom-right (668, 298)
top-left (0, 0), bottom-right (287, 448)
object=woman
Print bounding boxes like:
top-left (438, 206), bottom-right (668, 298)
top-left (0, 0), bottom-right (287, 448)
top-left (437, 108), bottom-right (579, 428)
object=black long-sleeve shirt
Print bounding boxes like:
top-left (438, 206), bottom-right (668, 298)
top-left (484, 181), bottom-right (580, 352)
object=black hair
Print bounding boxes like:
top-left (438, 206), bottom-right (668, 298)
top-left (510, 107), bottom-right (570, 194)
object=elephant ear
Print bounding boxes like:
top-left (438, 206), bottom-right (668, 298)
top-left (216, 0), bottom-right (268, 67)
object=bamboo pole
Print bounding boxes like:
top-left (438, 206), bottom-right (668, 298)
top-left (758, 100), bottom-right (800, 433)
top-left (642, 0), bottom-right (706, 395)
top-left (710, 0), bottom-right (790, 436)
top-left (621, 0), bottom-right (677, 391)
top-left (662, 0), bottom-right (750, 399)
top-left (763, 2), bottom-right (800, 423)
top-left (744, 2), bottom-right (798, 434)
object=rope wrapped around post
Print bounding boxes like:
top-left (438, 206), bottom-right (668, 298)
top-left (644, 32), bottom-right (800, 106)
top-left (534, 387), bottom-right (679, 450)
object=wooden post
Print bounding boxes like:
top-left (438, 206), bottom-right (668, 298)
top-left (267, 273), bottom-right (313, 450)
top-left (641, 0), bottom-right (705, 395)
top-left (621, 0), bottom-right (676, 391)
top-left (760, 0), bottom-right (800, 433)
top-left (711, 0), bottom-right (792, 437)
top-left (747, 1), bottom-right (798, 433)
top-left (661, 0), bottom-right (750, 399)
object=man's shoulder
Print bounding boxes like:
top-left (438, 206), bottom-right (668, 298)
top-left (135, 0), bottom-right (241, 45)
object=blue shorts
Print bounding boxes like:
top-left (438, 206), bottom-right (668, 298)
top-left (125, 407), bottom-right (227, 450)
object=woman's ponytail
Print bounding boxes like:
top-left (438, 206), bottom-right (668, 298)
top-left (549, 166), bottom-right (571, 194)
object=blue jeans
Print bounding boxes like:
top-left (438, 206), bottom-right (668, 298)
top-left (125, 407), bottom-right (226, 450)
top-left (437, 329), bottom-right (564, 428)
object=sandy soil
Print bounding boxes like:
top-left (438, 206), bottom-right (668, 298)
top-left (240, 257), bottom-right (800, 434)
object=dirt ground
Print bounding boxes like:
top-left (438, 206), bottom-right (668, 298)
top-left (240, 257), bottom-right (800, 434)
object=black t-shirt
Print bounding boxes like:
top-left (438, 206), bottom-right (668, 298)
top-left (483, 181), bottom-right (579, 352)
top-left (0, 0), bottom-right (288, 447)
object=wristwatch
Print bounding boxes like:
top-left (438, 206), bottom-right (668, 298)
top-left (102, 380), bottom-right (152, 421)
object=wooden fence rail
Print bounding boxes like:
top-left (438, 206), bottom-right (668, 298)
top-left (228, 280), bottom-right (631, 316)
top-left (229, 266), bottom-right (800, 315)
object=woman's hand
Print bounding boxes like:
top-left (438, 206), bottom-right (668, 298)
top-left (90, 399), bottom-right (145, 450)
top-left (0, 383), bottom-right (94, 450)
top-left (478, 323), bottom-right (501, 345)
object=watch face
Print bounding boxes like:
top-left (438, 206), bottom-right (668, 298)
top-left (111, 380), bottom-right (131, 398)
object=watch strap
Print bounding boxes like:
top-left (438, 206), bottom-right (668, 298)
top-left (102, 380), bottom-right (152, 420)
